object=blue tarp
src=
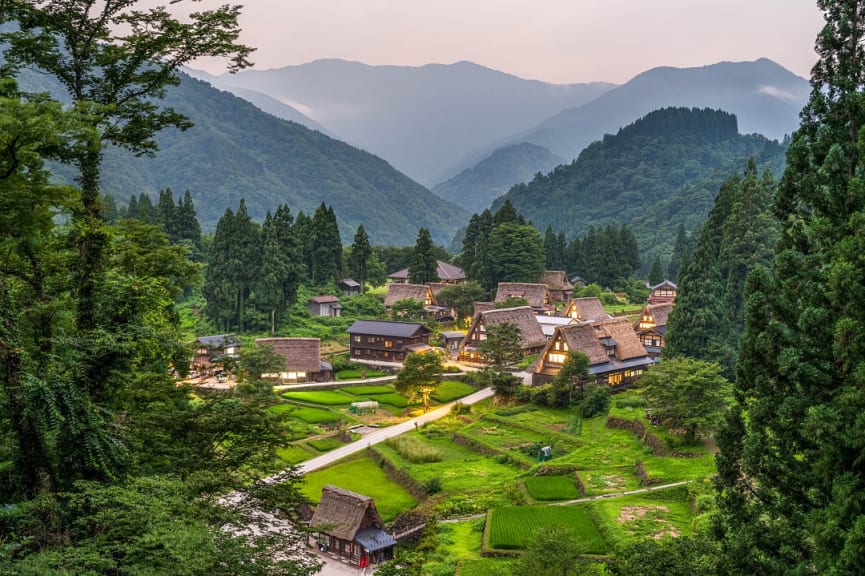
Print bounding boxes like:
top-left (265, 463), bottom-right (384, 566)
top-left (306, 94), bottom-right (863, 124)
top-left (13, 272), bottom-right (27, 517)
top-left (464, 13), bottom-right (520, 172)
top-left (354, 528), bottom-right (397, 552)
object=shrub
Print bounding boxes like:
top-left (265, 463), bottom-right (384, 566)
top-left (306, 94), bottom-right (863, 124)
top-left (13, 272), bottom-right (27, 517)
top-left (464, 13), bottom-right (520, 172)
top-left (451, 401), bottom-right (470, 415)
top-left (601, 291), bottom-right (619, 305)
top-left (615, 394), bottom-right (648, 409)
top-left (580, 382), bottom-right (611, 418)
top-left (423, 477), bottom-right (443, 495)
top-left (386, 435), bottom-right (443, 463)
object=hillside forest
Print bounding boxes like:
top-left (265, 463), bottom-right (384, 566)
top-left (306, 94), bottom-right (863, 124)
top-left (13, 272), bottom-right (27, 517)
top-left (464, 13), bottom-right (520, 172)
top-left (1, 1), bottom-right (865, 575)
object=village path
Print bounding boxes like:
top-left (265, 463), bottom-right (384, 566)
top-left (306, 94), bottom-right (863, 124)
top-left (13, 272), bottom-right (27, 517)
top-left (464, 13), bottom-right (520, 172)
top-left (264, 386), bottom-right (495, 480)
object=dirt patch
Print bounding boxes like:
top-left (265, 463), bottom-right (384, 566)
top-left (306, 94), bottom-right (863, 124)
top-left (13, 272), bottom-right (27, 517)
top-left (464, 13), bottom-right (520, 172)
top-left (548, 423), bottom-right (567, 432)
top-left (617, 505), bottom-right (669, 523)
top-left (588, 473), bottom-right (627, 491)
top-left (617, 505), bottom-right (680, 539)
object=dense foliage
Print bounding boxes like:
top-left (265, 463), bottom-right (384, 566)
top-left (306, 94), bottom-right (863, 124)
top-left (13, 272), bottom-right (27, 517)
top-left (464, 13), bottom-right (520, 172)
top-left (664, 158), bottom-right (778, 376)
top-left (714, 2), bottom-right (865, 573)
top-left (495, 107), bottom-right (788, 266)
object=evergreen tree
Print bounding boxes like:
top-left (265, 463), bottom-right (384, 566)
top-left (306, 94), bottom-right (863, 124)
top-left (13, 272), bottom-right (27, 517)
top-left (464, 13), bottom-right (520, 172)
top-left (409, 227), bottom-right (439, 284)
top-left (493, 198), bottom-right (521, 226)
top-left (310, 203), bottom-right (342, 285)
top-left (487, 222), bottom-right (545, 287)
top-left (256, 213), bottom-right (292, 334)
top-left (294, 211), bottom-right (314, 279)
top-left (272, 204), bottom-right (303, 308)
top-left (177, 190), bottom-right (203, 260)
top-left (156, 188), bottom-right (178, 243)
top-left (203, 208), bottom-right (237, 331)
top-left (348, 224), bottom-right (372, 293)
top-left (667, 223), bottom-right (689, 281)
top-left (125, 194), bottom-right (139, 220)
top-left (230, 199), bottom-right (261, 332)
top-left (136, 192), bottom-right (155, 224)
top-left (715, 4), bottom-right (865, 573)
top-left (648, 256), bottom-right (664, 286)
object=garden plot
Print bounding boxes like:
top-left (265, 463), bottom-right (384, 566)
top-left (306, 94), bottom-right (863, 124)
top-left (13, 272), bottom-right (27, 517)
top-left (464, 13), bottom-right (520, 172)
top-left (463, 419), bottom-right (578, 460)
top-left (486, 506), bottom-right (607, 554)
top-left (580, 467), bottom-right (640, 495)
top-left (523, 475), bottom-right (581, 501)
top-left (430, 380), bottom-right (476, 403)
top-left (588, 487), bottom-right (694, 546)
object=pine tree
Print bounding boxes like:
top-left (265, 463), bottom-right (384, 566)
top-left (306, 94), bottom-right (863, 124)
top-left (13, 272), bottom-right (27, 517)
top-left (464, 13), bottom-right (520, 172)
top-left (667, 223), bottom-right (689, 281)
top-left (310, 203), bottom-right (342, 285)
top-left (715, 3), bottom-right (865, 573)
top-left (409, 228), bottom-right (438, 284)
top-left (349, 224), bottom-right (372, 293)
top-left (156, 188), bottom-right (178, 243)
top-left (648, 256), bottom-right (664, 286)
top-left (272, 204), bottom-right (304, 308)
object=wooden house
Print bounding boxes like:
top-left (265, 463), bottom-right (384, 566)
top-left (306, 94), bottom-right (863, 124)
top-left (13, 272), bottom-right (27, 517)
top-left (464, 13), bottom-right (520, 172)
top-left (538, 270), bottom-right (574, 302)
top-left (648, 280), bottom-right (677, 304)
top-left (459, 306), bottom-right (547, 365)
top-left (494, 282), bottom-right (554, 315)
top-left (339, 279), bottom-right (361, 297)
top-left (387, 260), bottom-right (466, 284)
top-left (634, 303), bottom-right (674, 358)
top-left (570, 275), bottom-right (588, 288)
top-left (254, 337), bottom-right (332, 383)
top-left (309, 485), bottom-right (396, 565)
top-left (440, 331), bottom-right (465, 355)
top-left (383, 283), bottom-right (447, 319)
top-left (308, 295), bottom-right (342, 318)
top-left (346, 319), bottom-right (431, 364)
top-left (531, 317), bottom-right (653, 388)
top-left (563, 297), bottom-right (612, 323)
top-left (191, 334), bottom-right (241, 375)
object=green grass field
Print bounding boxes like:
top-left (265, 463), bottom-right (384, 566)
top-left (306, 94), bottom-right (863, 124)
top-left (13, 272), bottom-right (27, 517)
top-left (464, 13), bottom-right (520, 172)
top-left (487, 506), bottom-right (607, 553)
top-left (276, 445), bottom-right (312, 465)
top-left (280, 390), bottom-right (354, 405)
top-left (431, 380), bottom-right (476, 402)
top-left (336, 369), bottom-right (388, 380)
top-left (301, 457), bottom-right (416, 522)
top-left (523, 476), bottom-right (581, 501)
top-left (306, 437), bottom-right (346, 452)
top-left (290, 407), bottom-right (345, 424)
top-left (374, 392), bottom-right (410, 408)
top-left (267, 403), bottom-right (296, 415)
top-left (340, 385), bottom-right (394, 395)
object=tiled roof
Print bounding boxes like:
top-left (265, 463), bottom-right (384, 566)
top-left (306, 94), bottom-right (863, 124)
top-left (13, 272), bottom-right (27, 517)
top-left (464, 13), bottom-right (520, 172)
top-left (651, 280), bottom-right (678, 291)
top-left (309, 295), bottom-right (340, 304)
top-left (347, 319), bottom-right (430, 338)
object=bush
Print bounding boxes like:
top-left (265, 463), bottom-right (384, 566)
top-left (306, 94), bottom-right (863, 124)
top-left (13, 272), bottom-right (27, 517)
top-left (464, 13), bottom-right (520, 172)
top-left (423, 477), bottom-right (443, 495)
top-left (451, 401), bottom-right (470, 415)
top-left (601, 292), bottom-right (619, 305)
top-left (580, 382), bottom-right (611, 418)
top-left (615, 394), bottom-right (649, 409)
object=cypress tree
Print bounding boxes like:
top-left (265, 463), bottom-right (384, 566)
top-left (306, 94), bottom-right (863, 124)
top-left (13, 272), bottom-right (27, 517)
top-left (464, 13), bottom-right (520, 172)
top-left (409, 227), bottom-right (439, 284)
top-left (349, 224), bottom-right (372, 293)
top-left (648, 256), bottom-right (664, 286)
top-left (715, 3), bottom-right (865, 573)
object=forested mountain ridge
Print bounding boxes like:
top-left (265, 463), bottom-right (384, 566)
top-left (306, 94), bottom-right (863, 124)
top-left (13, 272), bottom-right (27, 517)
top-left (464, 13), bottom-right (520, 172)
top-left (495, 107), bottom-right (788, 264)
top-left (199, 59), bottom-right (616, 185)
top-left (431, 143), bottom-right (564, 213)
top-left (39, 71), bottom-right (468, 246)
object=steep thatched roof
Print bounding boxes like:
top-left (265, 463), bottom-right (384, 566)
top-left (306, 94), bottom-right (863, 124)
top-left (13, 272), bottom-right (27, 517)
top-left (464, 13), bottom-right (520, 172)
top-left (255, 337), bottom-right (321, 373)
top-left (494, 282), bottom-right (551, 309)
top-left (384, 283), bottom-right (432, 307)
top-left (471, 306), bottom-right (547, 350)
top-left (596, 317), bottom-right (649, 360)
top-left (309, 485), bottom-right (383, 541)
top-left (538, 270), bottom-right (573, 292)
top-left (557, 323), bottom-right (610, 365)
top-left (308, 295), bottom-right (340, 304)
top-left (636, 303), bottom-right (674, 329)
top-left (564, 297), bottom-right (611, 322)
top-left (473, 301), bottom-right (495, 314)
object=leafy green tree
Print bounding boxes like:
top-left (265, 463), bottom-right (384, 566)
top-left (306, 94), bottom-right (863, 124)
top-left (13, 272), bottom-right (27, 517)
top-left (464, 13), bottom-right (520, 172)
top-left (640, 357), bottom-right (731, 444)
top-left (348, 224), bottom-right (372, 293)
top-left (714, 4), bottom-right (865, 573)
top-left (547, 351), bottom-right (593, 408)
top-left (391, 298), bottom-right (426, 321)
top-left (608, 536), bottom-right (719, 576)
top-left (478, 322), bottom-right (523, 369)
top-left (395, 352), bottom-right (443, 412)
top-left (409, 227), bottom-right (439, 284)
top-left (435, 281), bottom-right (487, 323)
top-left (487, 222), bottom-right (545, 287)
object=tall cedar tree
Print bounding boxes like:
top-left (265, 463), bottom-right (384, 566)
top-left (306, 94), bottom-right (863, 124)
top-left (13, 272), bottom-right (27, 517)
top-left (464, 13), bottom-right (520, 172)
top-left (349, 224), bottom-right (372, 293)
top-left (715, 3), bottom-right (865, 574)
top-left (409, 227), bottom-right (439, 284)
top-left (310, 203), bottom-right (342, 285)
top-left (664, 159), bottom-right (777, 378)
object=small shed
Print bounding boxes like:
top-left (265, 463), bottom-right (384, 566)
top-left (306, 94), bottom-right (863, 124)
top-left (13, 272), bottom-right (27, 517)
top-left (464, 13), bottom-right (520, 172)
top-left (339, 279), bottom-right (362, 297)
top-left (440, 331), bottom-right (465, 354)
top-left (349, 400), bottom-right (379, 415)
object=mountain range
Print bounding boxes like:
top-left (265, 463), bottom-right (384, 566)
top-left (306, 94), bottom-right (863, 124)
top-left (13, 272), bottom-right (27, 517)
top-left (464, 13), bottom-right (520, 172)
top-left (196, 58), bottom-right (808, 214)
top-left (189, 59), bottom-right (615, 186)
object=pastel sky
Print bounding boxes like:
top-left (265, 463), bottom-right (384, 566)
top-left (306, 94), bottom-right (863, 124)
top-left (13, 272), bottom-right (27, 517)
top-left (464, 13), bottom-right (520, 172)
top-left (179, 0), bottom-right (824, 84)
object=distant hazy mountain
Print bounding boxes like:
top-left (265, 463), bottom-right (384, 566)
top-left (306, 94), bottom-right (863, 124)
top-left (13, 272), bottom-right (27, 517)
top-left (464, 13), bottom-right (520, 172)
top-left (199, 59), bottom-right (615, 185)
top-left (42, 72), bottom-right (468, 246)
top-left (513, 58), bottom-right (807, 161)
top-left (494, 107), bottom-right (789, 262)
top-left (185, 68), bottom-right (328, 134)
top-left (431, 143), bottom-right (564, 213)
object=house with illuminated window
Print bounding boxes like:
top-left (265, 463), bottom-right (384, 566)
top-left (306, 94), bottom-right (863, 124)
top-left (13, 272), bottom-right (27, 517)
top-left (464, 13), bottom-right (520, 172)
top-left (458, 306), bottom-right (547, 365)
top-left (254, 337), bottom-right (332, 383)
top-left (530, 317), bottom-right (653, 388)
top-left (647, 280), bottom-right (677, 304)
top-left (494, 282), bottom-right (555, 315)
top-left (634, 303), bottom-right (674, 359)
top-left (346, 319), bottom-right (431, 364)
top-left (563, 297), bottom-right (612, 322)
